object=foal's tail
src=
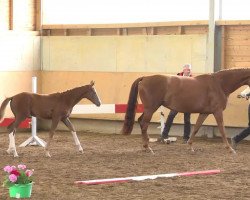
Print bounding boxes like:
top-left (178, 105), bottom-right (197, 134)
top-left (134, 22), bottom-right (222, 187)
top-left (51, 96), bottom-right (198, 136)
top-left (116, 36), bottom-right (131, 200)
top-left (0, 97), bottom-right (12, 123)
top-left (121, 77), bottom-right (143, 135)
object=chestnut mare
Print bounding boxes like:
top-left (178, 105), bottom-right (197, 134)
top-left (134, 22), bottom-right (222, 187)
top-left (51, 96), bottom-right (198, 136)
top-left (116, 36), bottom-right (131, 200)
top-left (0, 81), bottom-right (101, 157)
top-left (121, 68), bottom-right (250, 154)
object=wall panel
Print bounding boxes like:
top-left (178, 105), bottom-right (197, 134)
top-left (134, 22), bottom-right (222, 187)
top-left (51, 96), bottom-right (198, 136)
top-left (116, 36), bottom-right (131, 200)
top-left (0, 34), bottom-right (40, 71)
top-left (42, 35), bottom-right (207, 73)
top-left (225, 25), bottom-right (250, 68)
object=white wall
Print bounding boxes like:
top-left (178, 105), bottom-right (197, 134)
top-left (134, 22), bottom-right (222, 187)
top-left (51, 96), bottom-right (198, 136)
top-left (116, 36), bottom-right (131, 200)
top-left (0, 33), bottom-right (40, 71)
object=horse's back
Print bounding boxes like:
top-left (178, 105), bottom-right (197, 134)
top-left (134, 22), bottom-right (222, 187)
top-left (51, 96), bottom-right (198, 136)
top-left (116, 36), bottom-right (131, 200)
top-left (138, 74), bottom-right (222, 113)
top-left (12, 92), bottom-right (54, 107)
top-left (139, 75), bottom-right (169, 89)
top-left (139, 74), bottom-right (189, 98)
top-left (11, 92), bottom-right (32, 106)
top-left (139, 74), bottom-right (200, 93)
top-left (9, 92), bottom-right (33, 116)
top-left (10, 92), bottom-right (61, 118)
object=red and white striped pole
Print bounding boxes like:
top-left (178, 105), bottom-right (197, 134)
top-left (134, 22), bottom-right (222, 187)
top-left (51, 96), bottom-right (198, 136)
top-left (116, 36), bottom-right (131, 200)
top-left (71, 104), bottom-right (144, 114)
top-left (74, 169), bottom-right (221, 185)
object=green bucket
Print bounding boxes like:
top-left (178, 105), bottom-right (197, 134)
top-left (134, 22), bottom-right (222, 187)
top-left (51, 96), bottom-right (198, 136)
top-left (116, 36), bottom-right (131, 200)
top-left (9, 182), bottom-right (33, 198)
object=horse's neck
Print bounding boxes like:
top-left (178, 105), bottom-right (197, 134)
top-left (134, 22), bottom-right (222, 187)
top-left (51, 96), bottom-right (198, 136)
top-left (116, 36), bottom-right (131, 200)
top-left (215, 69), bottom-right (250, 95)
top-left (63, 86), bottom-right (88, 106)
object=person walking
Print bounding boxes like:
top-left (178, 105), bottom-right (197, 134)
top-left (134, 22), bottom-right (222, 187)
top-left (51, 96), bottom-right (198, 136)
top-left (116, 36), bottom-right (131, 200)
top-left (231, 86), bottom-right (250, 149)
top-left (159, 64), bottom-right (192, 143)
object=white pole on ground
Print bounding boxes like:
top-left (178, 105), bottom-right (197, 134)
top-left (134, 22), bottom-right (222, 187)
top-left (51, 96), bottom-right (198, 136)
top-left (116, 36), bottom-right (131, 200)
top-left (19, 77), bottom-right (46, 147)
top-left (75, 169), bottom-right (221, 185)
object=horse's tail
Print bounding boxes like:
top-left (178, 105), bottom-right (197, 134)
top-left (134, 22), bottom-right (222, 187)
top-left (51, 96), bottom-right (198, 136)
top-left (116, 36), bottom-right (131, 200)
top-left (0, 97), bottom-right (12, 123)
top-left (121, 77), bottom-right (143, 135)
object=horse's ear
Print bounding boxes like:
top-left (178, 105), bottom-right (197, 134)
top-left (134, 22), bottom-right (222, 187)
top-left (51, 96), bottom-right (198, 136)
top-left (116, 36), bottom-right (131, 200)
top-left (90, 80), bottom-right (95, 86)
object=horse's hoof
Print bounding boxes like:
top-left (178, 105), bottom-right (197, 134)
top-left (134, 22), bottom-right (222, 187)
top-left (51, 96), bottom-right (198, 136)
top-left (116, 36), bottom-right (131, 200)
top-left (6, 149), bottom-right (12, 154)
top-left (163, 139), bottom-right (171, 144)
top-left (13, 152), bottom-right (19, 157)
top-left (145, 147), bottom-right (155, 155)
top-left (45, 152), bottom-right (51, 158)
top-left (190, 147), bottom-right (195, 152)
top-left (230, 148), bottom-right (236, 154)
top-left (78, 146), bottom-right (83, 153)
top-left (6, 148), bottom-right (15, 154)
top-left (79, 149), bottom-right (84, 154)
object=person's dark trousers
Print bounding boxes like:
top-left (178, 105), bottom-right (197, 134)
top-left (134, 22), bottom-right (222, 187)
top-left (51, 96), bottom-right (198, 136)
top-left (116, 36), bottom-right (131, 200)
top-left (234, 104), bottom-right (250, 143)
top-left (161, 110), bottom-right (178, 139)
top-left (234, 127), bottom-right (250, 143)
top-left (183, 113), bottom-right (191, 140)
top-left (161, 110), bottom-right (191, 140)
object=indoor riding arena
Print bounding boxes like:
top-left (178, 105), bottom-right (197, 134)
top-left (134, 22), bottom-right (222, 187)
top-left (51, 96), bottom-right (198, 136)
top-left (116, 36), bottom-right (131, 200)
top-left (0, 0), bottom-right (249, 199)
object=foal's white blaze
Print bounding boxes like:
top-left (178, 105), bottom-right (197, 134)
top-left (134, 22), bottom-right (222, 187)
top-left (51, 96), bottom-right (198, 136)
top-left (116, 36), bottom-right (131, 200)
top-left (93, 87), bottom-right (102, 105)
top-left (72, 131), bottom-right (83, 152)
top-left (8, 132), bottom-right (18, 157)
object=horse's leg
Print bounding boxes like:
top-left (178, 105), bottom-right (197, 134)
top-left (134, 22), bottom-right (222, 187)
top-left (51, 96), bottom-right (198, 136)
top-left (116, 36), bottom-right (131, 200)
top-left (213, 111), bottom-right (236, 154)
top-left (138, 109), bottom-right (155, 154)
top-left (137, 113), bottom-right (144, 128)
top-left (6, 121), bottom-right (14, 154)
top-left (45, 117), bottom-right (60, 157)
top-left (187, 113), bottom-right (209, 152)
top-left (6, 117), bottom-right (24, 157)
top-left (7, 130), bottom-right (18, 157)
top-left (61, 117), bottom-right (83, 153)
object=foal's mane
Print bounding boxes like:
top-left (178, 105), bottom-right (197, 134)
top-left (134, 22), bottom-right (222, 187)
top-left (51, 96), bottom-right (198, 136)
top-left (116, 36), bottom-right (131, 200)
top-left (60, 85), bottom-right (88, 95)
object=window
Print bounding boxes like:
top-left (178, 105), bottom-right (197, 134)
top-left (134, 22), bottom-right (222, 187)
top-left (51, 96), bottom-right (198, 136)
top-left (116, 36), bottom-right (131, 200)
top-left (42, 0), bottom-right (250, 24)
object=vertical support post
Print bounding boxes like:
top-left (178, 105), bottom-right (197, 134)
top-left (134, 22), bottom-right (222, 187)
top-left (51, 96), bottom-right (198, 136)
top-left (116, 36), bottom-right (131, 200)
top-left (206, 0), bottom-right (215, 73)
top-left (31, 76), bottom-right (37, 137)
top-left (9, 0), bottom-right (13, 30)
top-left (219, 0), bottom-right (222, 20)
top-left (220, 26), bottom-right (225, 69)
top-left (35, 0), bottom-right (41, 31)
top-left (148, 27), bottom-right (155, 35)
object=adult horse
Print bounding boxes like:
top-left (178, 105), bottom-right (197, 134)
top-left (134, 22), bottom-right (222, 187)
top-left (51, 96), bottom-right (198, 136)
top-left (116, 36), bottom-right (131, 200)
top-left (121, 68), bottom-right (250, 154)
top-left (0, 81), bottom-right (101, 157)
